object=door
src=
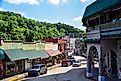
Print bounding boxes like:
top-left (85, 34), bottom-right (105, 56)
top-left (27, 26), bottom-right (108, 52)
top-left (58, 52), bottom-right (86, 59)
top-left (110, 50), bottom-right (117, 75)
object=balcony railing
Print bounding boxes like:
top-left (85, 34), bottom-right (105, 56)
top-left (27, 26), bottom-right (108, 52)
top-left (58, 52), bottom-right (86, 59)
top-left (88, 20), bottom-right (121, 31)
top-left (87, 20), bottom-right (121, 39)
top-left (99, 20), bottom-right (121, 30)
top-left (89, 20), bottom-right (121, 31)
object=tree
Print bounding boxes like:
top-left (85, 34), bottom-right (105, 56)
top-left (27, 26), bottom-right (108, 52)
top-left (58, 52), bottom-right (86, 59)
top-left (0, 11), bottom-right (83, 41)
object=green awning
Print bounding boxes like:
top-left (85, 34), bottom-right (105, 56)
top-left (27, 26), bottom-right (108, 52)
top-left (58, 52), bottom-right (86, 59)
top-left (4, 49), bottom-right (27, 61)
top-left (101, 33), bottom-right (121, 39)
top-left (0, 49), bottom-right (5, 60)
top-left (0, 49), bottom-right (49, 61)
top-left (83, 0), bottom-right (121, 18)
top-left (37, 50), bottom-right (49, 59)
top-left (24, 50), bottom-right (49, 60)
top-left (84, 39), bottom-right (100, 43)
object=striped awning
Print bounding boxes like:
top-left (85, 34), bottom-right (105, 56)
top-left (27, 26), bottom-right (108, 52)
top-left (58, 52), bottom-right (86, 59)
top-left (46, 49), bottom-right (61, 57)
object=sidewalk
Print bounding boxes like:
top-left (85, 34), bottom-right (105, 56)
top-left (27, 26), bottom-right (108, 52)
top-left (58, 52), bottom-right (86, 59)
top-left (1, 64), bottom-right (60, 81)
top-left (84, 68), bottom-right (121, 81)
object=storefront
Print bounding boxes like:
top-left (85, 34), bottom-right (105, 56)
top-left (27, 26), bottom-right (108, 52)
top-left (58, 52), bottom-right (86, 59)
top-left (0, 49), bottom-right (27, 78)
top-left (0, 49), bottom-right (50, 78)
top-left (46, 49), bottom-right (62, 65)
top-left (24, 50), bottom-right (49, 68)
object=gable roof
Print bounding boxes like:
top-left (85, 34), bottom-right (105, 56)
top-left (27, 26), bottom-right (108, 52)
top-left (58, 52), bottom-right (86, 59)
top-left (83, 0), bottom-right (121, 19)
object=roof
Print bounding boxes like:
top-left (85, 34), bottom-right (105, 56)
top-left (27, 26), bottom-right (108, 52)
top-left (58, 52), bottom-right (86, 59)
top-left (4, 49), bottom-right (27, 61)
top-left (83, 0), bottom-right (121, 19)
top-left (24, 50), bottom-right (49, 59)
top-left (0, 49), bottom-right (5, 60)
top-left (46, 49), bottom-right (61, 57)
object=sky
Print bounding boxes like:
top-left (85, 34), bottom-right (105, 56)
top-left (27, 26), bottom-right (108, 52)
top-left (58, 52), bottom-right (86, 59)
top-left (0, 0), bottom-right (96, 31)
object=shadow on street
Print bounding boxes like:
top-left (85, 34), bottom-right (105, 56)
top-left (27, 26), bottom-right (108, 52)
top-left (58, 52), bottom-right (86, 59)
top-left (22, 67), bottom-right (92, 81)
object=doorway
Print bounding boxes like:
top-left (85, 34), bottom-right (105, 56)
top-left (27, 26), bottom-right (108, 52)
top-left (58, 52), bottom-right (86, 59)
top-left (110, 50), bottom-right (117, 75)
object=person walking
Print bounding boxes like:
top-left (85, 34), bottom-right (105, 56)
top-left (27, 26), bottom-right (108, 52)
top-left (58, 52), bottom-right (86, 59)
top-left (119, 68), bottom-right (121, 80)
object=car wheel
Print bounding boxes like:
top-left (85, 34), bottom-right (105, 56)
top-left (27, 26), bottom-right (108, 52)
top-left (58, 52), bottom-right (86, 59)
top-left (45, 70), bottom-right (47, 74)
top-left (43, 70), bottom-right (47, 74)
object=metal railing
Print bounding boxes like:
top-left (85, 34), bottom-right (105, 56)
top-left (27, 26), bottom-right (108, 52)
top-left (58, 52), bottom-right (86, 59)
top-left (88, 20), bottom-right (121, 31)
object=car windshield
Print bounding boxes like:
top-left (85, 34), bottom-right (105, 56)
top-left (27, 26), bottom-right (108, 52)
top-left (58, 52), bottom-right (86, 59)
top-left (32, 66), bottom-right (39, 69)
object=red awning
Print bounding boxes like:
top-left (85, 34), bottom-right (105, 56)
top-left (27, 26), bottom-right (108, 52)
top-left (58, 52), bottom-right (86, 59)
top-left (46, 49), bottom-right (61, 57)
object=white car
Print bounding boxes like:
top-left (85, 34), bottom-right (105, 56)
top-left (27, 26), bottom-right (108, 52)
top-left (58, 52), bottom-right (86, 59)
top-left (28, 64), bottom-right (47, 76)
top-left (72, 60), bottom-right (81, 67)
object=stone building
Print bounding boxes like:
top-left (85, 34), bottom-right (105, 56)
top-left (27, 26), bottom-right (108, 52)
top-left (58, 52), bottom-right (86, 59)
top-left (82, 0), bottom-right (121, 81)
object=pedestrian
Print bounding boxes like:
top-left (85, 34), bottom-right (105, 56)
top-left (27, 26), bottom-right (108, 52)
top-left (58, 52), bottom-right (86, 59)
top-left (108, 67), bottom-right (112, 75)
top-left (119, 68), bottom-right (121, 80)
top-left (104, 65), bottom-right (107, 76)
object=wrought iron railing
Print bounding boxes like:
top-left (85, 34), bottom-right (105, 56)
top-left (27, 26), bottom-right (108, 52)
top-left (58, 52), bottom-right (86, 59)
top-left (88, 20), bottom-right (121, 31)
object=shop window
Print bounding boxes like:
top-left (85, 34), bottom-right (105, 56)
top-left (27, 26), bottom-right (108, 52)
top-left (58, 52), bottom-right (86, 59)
top-left (7, 62), bottom-right (15, 75)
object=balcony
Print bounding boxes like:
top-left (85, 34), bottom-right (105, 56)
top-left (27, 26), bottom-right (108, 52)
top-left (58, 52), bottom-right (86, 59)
top-left (99, 20), bottom-right (121, 31)
top-left (88, 20), bottom-right (121, 31)
top-left (87, 20), bottom-right (121, 39)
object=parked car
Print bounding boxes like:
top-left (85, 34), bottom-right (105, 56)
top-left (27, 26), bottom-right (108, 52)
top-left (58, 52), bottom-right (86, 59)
top-left (72, 60), bottom-right (81, 67)
top-left (67, 56), bottom-right (75, 64)
top-left (61, 59), bottom-right (72, 67)
top-left (28, 64), bottom-right (47, 76)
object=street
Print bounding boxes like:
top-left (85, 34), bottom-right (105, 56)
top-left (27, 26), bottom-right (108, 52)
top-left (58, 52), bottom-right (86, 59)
top-left (21, 61), bottom-right (94, 81)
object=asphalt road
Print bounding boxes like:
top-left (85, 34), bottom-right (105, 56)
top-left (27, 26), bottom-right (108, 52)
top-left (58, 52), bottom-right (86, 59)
top-left (22, 61), bottom-right (92, 81)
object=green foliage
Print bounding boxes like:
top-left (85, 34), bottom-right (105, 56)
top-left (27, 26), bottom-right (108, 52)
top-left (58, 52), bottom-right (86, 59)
top-left (0, 11), bottom-right (83, 42)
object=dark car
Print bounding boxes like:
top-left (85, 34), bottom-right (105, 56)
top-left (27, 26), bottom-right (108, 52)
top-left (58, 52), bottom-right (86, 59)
top-left (28, 64), bottom-right (47, 77)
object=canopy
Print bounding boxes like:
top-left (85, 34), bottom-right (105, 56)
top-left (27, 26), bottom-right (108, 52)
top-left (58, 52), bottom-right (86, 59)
top-left (0, 49), bottom-right (5, 60)
top-left (4, 49), bottom-right (27, 61)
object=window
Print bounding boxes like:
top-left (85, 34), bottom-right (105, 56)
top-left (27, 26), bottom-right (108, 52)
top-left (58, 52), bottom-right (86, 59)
top-left (32, 66), bottom-right (39, 69)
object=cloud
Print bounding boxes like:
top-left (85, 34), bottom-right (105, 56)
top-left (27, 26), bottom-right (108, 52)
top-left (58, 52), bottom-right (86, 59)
top-left (80, 0), bottom-right (90, 3)
top-left (62, 0), bottom-right (68, 3)
top-left (0, 7), bottom-right (26, 16)
top-left (4, 0), bottom-right (43, 5)
top-left (48, 0), bottom-right (68, 5)
top-left (0, 7), bottom-right (6, 11)
top-left (73, 16), bottom-right (86, 31)
top-left (73, 16), bottom-right (82, 22)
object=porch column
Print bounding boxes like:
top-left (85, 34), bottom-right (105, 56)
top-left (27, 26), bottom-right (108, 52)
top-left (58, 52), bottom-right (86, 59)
top-left (98, 45), bottom-right (105, 81)
top-left (86, 55), bottom-right (92, 77)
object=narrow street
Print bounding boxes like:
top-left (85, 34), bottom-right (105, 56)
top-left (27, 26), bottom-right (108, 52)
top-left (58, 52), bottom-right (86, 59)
top-left (22, 61), bottom-right (93, 81)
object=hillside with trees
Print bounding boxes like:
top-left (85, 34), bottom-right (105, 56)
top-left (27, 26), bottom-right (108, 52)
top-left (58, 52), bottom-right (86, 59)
top-left (0, 11), bottom-right (83, 42)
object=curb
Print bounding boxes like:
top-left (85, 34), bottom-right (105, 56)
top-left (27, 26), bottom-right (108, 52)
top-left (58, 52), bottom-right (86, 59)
top-left (48, 65), bottom-right (60, 70)
top-left (8, 65), bottom-right (60, 81)
top-left (9, 73), bottom-right (28, 81)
